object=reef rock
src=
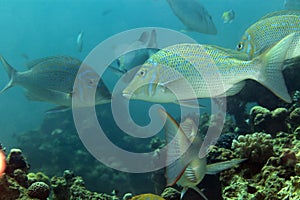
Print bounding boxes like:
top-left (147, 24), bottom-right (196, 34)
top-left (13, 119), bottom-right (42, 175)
top-left (27, 181), bottom-right (50, 200)
top-left (5, 149), bottom-right (29, 175)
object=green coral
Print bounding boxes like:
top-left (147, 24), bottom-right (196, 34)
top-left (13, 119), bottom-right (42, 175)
top-left (249, 106), bottom-right (289, 134)
top-left (27, 172), bottom-right (50, 186)
top-left (51, 170), bottom-right (115, 200)
top-left (222, 116), bottom-right (300, 199)
top-left (232, 132), bottom-right (274, 164)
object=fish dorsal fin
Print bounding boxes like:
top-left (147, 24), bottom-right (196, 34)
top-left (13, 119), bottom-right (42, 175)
top-left (158, 109), bottom-right (192, 186)
top-left (255, 32), bottom-right (295, 103)
top-left (206, 158), bottom-right (246, 175)
top-left (138, 31), bottom-right (149, 44)
top-left (26, 56), bottom-right (82, 69)
top-left (147, 29), bottom-right (157, 48)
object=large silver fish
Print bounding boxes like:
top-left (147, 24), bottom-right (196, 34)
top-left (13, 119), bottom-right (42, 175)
top-left (159, 109), bottom-right (245, 200)
top-left (236, 13), bottom-right (300, 59)
top-left (166, 0), bottom-right (217, 34)
top-left (0, 55), bottom-right (111, 111)
top-left (123, 33), bottom-right (297, 105)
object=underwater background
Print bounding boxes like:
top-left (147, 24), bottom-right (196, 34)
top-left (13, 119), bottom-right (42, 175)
top-left (0, 0), bottom-right (283, 149)
top-left (1, 0), bottom-right (300, 200)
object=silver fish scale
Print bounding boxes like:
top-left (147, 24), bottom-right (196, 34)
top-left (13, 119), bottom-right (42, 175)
top-left (143, 43), bottom-right (258, 98)
top-left (19, 65), bottom-right (79, 93)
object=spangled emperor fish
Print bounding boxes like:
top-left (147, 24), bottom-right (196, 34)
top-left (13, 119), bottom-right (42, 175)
top-left (123, 33), bottom-right (298, 105)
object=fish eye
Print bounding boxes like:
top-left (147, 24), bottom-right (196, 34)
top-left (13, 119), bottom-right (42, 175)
top-left (237, 42), bottom-right (244, 51)
top-left (88, 79), bottom-right (97, 86)
top-left (138, 69), bottom-right (147, 77)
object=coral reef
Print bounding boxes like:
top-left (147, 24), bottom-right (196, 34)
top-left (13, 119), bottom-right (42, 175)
top-left (219, 105), bottom-right (300, 200)
top-left (249, 106), bottom-right (290, 134)
top-left (4, 63), bottom-right (300, 200)
top-left (0, 147), bottom-right (118, 200)
top-left (51, 170), bottom-right (115, 200)
top-left (15, 108), bottom-right (156, 196)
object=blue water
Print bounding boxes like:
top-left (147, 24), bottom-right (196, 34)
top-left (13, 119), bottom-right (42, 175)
top-left (0, 0), bottom-right (285, 196)
top-left (0, 0), bottom-right (283, 147)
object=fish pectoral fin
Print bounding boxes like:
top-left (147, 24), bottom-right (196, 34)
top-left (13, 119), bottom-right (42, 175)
top-left (24, 91), bottom-right (46, 102)
top-left (46, 106), bottom-right (71, 114)
top-left (161, 77), bottom-right (199, 101)
top-left (206, 158), bottom-right (246, 174)
top-left (47, 89), bottom-right (73, 100)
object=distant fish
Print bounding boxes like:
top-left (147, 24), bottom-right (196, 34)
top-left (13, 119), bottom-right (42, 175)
top-left (236, 14), bottom-right (300, 59)
top-left (0, 55), bottom-right (111, 112)
top-left (101, 9), bottom-right (112, 16)
top-left (0, 150), bottom-right (5, 177)
top-left (109, 29), bottom-right (158, 78)
top-left (21, 53), bottom-right (29, 60)
top-left (159, 109), bottom-right (245, 199)
top-left (284, 0), bottom-right (300, 9)
top-left (166, 0), bottom-right (217, 34)
top-left (222, 9), bottom-right (235, 23)
top-left (77, 31), bottom-right (84, 52)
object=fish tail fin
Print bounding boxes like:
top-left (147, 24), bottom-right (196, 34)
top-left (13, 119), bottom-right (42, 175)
top-left (0, 55), bottom-right (18, 94)
top-left (255, 33), bottom-right (295, 103)
top-left (206, 158), bottom-right (246, 175)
